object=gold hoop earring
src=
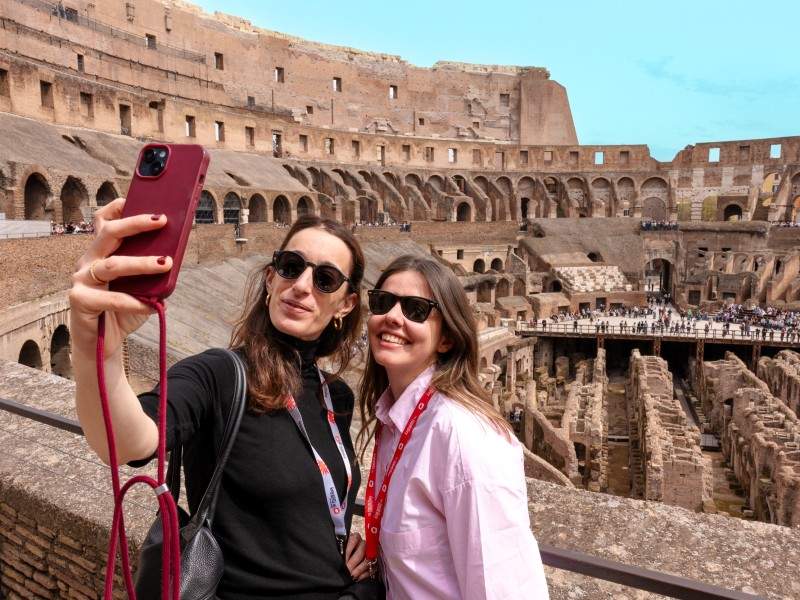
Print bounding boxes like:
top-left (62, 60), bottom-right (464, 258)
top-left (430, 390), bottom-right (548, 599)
top-left (334, 315), bottom-right (343, 330)
top-left (265, 290), bottom-right (271, 307)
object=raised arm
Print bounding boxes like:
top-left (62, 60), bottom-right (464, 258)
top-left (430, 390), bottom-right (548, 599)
top-left (69, 198), bottom-right (173, 465)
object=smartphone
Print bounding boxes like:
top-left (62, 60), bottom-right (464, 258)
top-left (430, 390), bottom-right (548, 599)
top-left (109, 143), bottom-right (210, 301)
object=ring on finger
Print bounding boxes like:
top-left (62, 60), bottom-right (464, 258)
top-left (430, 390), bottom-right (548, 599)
top-left (89, 259), bottom-right (109, 286)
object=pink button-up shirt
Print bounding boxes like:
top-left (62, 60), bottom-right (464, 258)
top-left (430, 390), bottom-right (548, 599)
top-left (373, 366), bottom-right (550, 599)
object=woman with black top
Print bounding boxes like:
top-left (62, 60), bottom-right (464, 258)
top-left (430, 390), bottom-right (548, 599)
top-left (70, 203), bottom-right (370, 599)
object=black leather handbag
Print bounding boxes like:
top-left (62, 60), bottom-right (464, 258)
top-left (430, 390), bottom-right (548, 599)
top-left (134, 348), bottom-right (247, 600)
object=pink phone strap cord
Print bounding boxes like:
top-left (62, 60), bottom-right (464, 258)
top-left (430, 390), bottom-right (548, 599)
top-left (96, 299), bottom-right (180, 599)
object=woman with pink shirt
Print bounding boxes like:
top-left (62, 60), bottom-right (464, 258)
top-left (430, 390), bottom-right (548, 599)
top-left (355, 255), bottom-right (550, 600)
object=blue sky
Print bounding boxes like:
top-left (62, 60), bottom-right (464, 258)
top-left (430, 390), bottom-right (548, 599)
top-left (194, 1), bottom-right (799, 161)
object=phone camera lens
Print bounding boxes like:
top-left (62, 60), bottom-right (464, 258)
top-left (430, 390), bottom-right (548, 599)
top-left (158, 150), bottom-right (167, 159)
top-left (143, 148), bottom-right (156, 163)
top-left (151, 162), bottom-right (163, 175)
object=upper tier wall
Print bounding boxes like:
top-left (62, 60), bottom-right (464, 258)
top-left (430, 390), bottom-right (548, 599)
top-left (0, 0), bottom-right (577, 146)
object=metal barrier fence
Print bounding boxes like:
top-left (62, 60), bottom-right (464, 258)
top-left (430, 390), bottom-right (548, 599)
top-left (14, 0), bottom-right (207, 63)
top-left (518, 322), bottom-right (800, 347)
top-left (0, 397), bottom-right (764, 600)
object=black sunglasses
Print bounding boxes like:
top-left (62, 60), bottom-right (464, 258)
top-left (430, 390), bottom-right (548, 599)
top-left (367, 289), bottom-right (440, 323)
top-left (272, 250), bottom-right (351, 293)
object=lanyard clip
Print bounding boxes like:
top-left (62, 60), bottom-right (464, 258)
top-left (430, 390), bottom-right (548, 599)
top-left (367, 559), bottom-right (379, 580)
top-left (337, 535), bottom-right (346, 558)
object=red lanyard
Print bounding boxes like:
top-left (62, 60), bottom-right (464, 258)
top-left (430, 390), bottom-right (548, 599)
top-left (364, 386), bottom-right (435, 575)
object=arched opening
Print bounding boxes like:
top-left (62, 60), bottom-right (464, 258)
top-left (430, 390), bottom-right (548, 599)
top-left (96, 181), bottom-right (117, 208)
top-left (496, 279), bottom-right (510, 297)
top-left (273, 195), bottom-right (291, 225)
top-left (473, 259), bottom-right (486, 273)
top-left (248, 194), bottom-right (267, 222)
top-left (223, 192), bottom-right (241, 224)
top-left (24, 173), bottom-right (51, 220)
top-left (723, 204), bottom-right (743, 221)
top-left (50, 325), bottom-right (72, 379)
top-left (587, 252), bottom-right (602, 263)
top-left (513, 279), bottom-right (526, 295)
top-left (196, 191), bottom-right (216, 224)
top-left (645, 258), bottom-right (672, 295)
top-left (18, 340), bottom-right (43, 370)
top-left (359, 196), bottom-right (378, 224)
top-left (641, 197), bottom-right (667, 221)
top-left (480, 357), bottom-right (488, 369)
top-left (521, 197), bottom-right (530, 219)
top-left (701, 196), bottom-right (718, 221)
top-left (490, 258), bottom-right (504, 272)
top-left (549, 279), bottom-right (563, 293)
top-left (477, 281), bottom-right (493, 302)
top-left (60, 176), bottom-right (89, 224)
top-left (297, 196), bottom-right (312, 217)
top-left (456, 202), bottom-right (471, 222)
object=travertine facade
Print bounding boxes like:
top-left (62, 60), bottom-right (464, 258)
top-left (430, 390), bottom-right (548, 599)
top-left (628, 350), bottom-right (713, 511)
top-left (522, 350), bottom-right (608, 491)
top-left (758, 350), bottom-right (800, 417)
top-left (725, 387), bottom-right (800, 527)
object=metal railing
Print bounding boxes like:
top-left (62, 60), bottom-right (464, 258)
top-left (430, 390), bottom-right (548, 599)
top-left (15, 0), bottom-right (207, 64)
top-left (517, 322), bottom-right (800, 347)
top-left (0, 397), bottom-right (764, 600)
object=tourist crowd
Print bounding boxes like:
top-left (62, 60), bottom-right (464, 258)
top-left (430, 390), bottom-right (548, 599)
top-left (773, 220), bottom-right (800, 228)
top-left (527, 298), bottom-right (800, 342)
top-left (51, 221), bottom-right (94, 235)
top-left (640, 220), bottom-right (679, 231)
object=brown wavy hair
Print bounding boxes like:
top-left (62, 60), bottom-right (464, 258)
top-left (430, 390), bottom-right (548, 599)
top-left (230, 215), bottom-right (364, 413)
top-left (356, 255), bottom-right (512, 456)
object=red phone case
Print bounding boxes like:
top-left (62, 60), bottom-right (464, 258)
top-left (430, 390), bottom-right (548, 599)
top-left (109, 144), bottom-right (210, 300)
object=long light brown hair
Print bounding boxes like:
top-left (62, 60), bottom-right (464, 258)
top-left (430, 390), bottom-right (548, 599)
top-left (230, 215), bottom-right (364, 413)
top-left (356, 255), bottom-right (512, 455)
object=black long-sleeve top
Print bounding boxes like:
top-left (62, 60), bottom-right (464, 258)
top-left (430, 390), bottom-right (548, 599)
top-left (134, 333), bottom-right (362, 599)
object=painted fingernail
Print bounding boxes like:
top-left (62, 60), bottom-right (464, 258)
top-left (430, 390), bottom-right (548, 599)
top-left (157, 256), bottom-right (167, 265)
top-left (151, 214), bottom-right (163, 221)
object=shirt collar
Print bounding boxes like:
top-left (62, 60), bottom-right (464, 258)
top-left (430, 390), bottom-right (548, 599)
top-left (375, 365), bottom-right (436, 432)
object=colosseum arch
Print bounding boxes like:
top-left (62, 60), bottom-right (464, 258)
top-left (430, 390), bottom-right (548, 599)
top-left (248, 194), bottom-right (267, 222)
top-left (518, 177), bottom-right (540, 219)
top-left (455, 200), bottom-right (473, 222)
top-left (473, 258), bottom-right (486, 273)
top-left (452, 174), bottom-right (467, 194)
top-left (723, 203), bottom-right (743, 221)
top-left (223, 192), bottom-right (242, 224)
top-left (405, 173), bottom-right (423, 189)
top-left (591, 177), bottom-right (613, 216)
top-left (496, 279), bottom-right (510, 297)
top-left (273, 195), bottom-right (291, 225)
top-left (428, 174), bottom-right (445, 191)
top-left (640, 177), bottom-right (669, 216)
top-left (641, 197), bottom-right (667, 221)
top-left (18, 340), bottom-right (43, 370)
top-left (296, 195), bottom-right (314, 217)
top-left (60, 176), bottom-right (89, 224)
top-left (616, 177), bottom-right (636, 216)
top-left (495, 176), bottom-right (515, 220)
top-left (196, 190), bottom-right (217, 224)
top-left (360, 196), bottom-right (379, 223)
top-left (566, 177), bottom-right (589, 216)
top-left (513, 278), bottom-right (526, 295)
top-left (50, 324), bottom-right (72, 379)
top-left (23, 172), bottom-right (51, 220)
top-left (491, 258), bottom-right (504, 271)
top-left (95, 181), bottom-right (118, 208)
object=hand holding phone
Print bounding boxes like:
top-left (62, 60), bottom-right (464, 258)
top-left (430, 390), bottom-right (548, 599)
top-left (69, 144), bottom-right (210, 358)
top-left (109, 143), bottom-right (210, 300)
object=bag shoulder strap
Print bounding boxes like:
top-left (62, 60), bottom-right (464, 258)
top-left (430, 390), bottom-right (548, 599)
top-left (168, 348), bottom-right (248, 527)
